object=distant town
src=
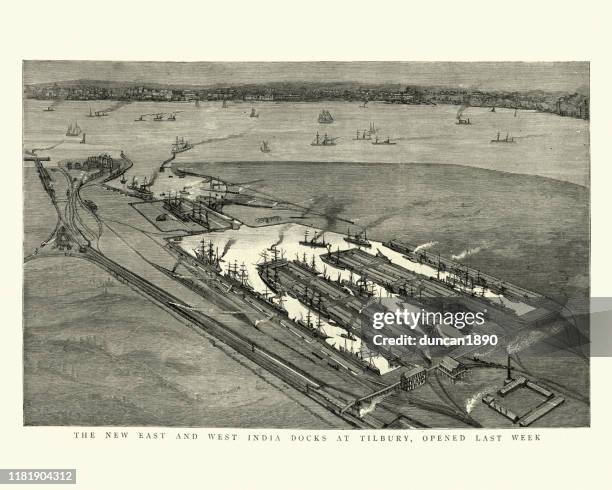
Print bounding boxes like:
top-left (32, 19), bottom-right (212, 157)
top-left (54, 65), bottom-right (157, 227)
top-left (25, 79), bottom-right (589, 120)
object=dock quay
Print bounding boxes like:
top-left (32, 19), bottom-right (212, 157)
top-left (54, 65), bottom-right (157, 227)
top-left (257, 257), bottom-right (390, 373)
top-left (164, 242), bottom-right (383, 377)
top-left (162, 194), bottom-right (238, 231)
top-left (258, 258), bottom-right (366, 326)
top-left (384, 239), bottom-right (558, 311)
top-left (321, 247), bottom-right (456, 301)
top-left (323, 246), bottom-right (559, 329)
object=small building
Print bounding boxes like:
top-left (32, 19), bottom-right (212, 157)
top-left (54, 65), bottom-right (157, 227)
top-left (437, 356), bottom-right (467, 383)
top-left (400, 366), bottom-right (427, 391)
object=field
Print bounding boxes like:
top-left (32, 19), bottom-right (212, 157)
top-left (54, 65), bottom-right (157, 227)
top-left (23, 257), bottom-right (343, 428)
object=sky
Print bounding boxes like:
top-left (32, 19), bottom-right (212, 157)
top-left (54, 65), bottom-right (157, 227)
top-left (23, 61), bottom-right (589, 93)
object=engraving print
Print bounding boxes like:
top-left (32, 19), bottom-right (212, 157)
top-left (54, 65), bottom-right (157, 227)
top-left (23, 61), bottom-right (589, 428)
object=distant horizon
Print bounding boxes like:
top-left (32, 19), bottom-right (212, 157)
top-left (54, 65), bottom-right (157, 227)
top-left (23, 61), bottom-right (589, 94)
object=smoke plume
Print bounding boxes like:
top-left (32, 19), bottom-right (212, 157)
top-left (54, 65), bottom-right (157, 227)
top-left (451, 246), bottom-right (482, 261)
top-left (148, 169), bottom-right (159, 186)
top-left (506, 322), bottom-right (563, 355)
top-left (103, 101), bottom-right (132, 113)
top-left (456, 103), bottom-right (468, 119)
top-left (193, 133), bottom-right (246, 146)
top-left (414, 241), bottom-right (438, 253)
top-left (304, 196), bottom-right (350, 228)
top-left (271, 224), bottom-right (291, 248)
top-left (465, 384), bottom-right (498, 413)
top-left (220, 238), bottom-right (237, 259)
top-left (29, 140), bottom-right (65, 155)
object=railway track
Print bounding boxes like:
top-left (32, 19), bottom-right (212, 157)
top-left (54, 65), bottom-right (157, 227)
top-left (78, 248), bottom-right (380, 428)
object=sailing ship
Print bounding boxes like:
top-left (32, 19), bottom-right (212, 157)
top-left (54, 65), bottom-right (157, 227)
top-left (318, 109), bottom-right (334, 124)
top-left (340, 330), bottom-right (358, 341)
top-left (298, 229), bottom-right (328, 248)
top-left (195, 100), bottom-right (201, 108)
top-left (344, 228), bottom-right (371, 248)
top-left (154, 113), bottom-right (164, 121)
top-left (367, 122), bottom-right (378, 134)
top-left (194, 240), bottom-right (222, 272)
top-left (311, 132), bottom-right (338, 146)
top-left (249, 108), bottom-right (259, 118)
top-left (226, 261), bottom-right (253, 290)
top-left (222, 99), bottom-right (228, 109)
top-left (514, 108), bottom-right (518, 117)
top-left (80, 133), bottom-right (86, 144)
top-left (87, 106), bottom-right (94, 117)
top-left (171, 136), bottom-right (193, 154)
top-left (260, 140), bottom-right (271, 153)
top-left (353, 129), bottom-right (372, 140)
top-left (65, 121), bottom-right (82, 137)
top-left (491, 132), bottom-right (516, 143)
top-left (167, 112), bottom-right (176, 121)
top-left (490, 106), bottom-right (496, 112)
top-left (127, 175), bottom-right (154, 199)
top-left (296, 310), bottom-right (330, 341)
top-left (372, 136), bottom-right (396, 145)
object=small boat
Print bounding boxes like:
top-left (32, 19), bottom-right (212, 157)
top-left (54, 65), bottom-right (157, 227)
top-left (249, 108), bottom-right (259, 118)
top-left (490, 106), bottom-right (496, 112)
top-left (65, 121), bottom-right (82, 137)
top-left (490, 132), bottom-right (516, 143)
top-left (298, 229), bottom-right (327, 248)
top-left (80, 133), bottom-right (86, 144)
top-left (318, 109), bottom-right (334, 124)
top-left (260, 140), bottom-right (271, 153)
top-left (353, 130), bottom-right (371, 140)
top-left (311, 132), bottom-right (338, 146)
top-left (344, 228), bottom-right (371, 248)
top-left (372, 136), bottom-right (396, 145)
top-left (134, 114), bottom-right (147, 121)
top-left (43, 106), bottom-right (55, 112)
top-left (171, 136), bottom-right (193, 154)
